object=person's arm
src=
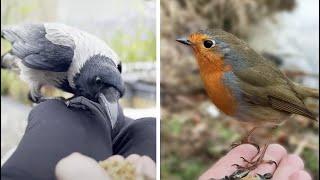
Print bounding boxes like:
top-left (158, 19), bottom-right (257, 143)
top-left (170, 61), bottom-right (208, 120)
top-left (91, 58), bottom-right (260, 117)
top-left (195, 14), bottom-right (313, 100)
top-left (1, 100), bottom-right (114, 180)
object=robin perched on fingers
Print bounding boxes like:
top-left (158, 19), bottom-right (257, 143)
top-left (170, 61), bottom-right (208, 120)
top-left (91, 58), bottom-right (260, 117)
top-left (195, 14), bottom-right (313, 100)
top-left (176, 29), bottom-right (319, 176)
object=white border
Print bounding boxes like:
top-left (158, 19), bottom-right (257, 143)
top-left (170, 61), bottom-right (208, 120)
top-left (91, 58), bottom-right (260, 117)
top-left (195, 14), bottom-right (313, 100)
top-left (156, 0), bottom-right (161, 179)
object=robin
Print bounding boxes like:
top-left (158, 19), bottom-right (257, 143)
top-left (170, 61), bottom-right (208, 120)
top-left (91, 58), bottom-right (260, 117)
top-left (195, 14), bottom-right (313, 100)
top-left (176, 29), bottom-right (319, 174)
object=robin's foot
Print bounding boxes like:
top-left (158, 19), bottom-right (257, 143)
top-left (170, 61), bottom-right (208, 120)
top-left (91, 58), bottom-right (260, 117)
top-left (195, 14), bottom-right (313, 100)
top-left (209, 169), bottom-right (272, 180)
top-left (231, 141), bottom-right (260, 154)
top-left (232, 158), bottom-right (278, 170)
top-left (256, 173), bottom-right (273, 179)
top-left (208, 169), bottom-right (250, 180)
top-left (231, 144), bottom-right (277, 179)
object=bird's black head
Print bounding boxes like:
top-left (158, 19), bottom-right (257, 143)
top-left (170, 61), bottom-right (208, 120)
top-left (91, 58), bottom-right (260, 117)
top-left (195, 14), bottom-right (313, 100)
top-left (74, 55), bottom-right (124, 102)
top-left (74, 54), bottom-right (125, 107)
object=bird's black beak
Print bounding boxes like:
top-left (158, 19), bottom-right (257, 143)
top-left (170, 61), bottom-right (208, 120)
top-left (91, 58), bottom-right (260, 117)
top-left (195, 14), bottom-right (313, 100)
top-left (98, 87), bottom-right (121, 128)
top-left (176, 37), bottom-right (192, 46)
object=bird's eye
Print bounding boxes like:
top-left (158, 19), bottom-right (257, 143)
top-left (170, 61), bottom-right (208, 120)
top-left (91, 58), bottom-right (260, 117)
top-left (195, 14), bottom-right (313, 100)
top-left (203, 39), bottom-right (215, 48)
top-left (117, 62), bottom-right (122, 73)
top-left (95, 76), bottom-right (102, 85)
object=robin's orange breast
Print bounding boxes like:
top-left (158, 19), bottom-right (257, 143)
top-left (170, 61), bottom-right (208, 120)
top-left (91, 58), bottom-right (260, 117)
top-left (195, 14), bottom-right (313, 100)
top-left (193, 48), bottom-right (238, 115)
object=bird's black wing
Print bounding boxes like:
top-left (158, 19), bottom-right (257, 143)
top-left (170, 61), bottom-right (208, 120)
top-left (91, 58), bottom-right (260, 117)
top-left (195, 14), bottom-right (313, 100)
top-left (1, 24), bottom-right (75, 72)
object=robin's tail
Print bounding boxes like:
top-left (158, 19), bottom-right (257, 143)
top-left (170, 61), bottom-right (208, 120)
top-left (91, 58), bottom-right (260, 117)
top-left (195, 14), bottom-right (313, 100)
top-left (293, 83), bottom-right (319, 99)
top-left (292, 83), bottom-right (319, 122)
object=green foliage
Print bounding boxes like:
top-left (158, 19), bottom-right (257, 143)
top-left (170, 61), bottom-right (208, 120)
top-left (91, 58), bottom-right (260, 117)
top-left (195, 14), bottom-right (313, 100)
top-left (1, 70), bottom-right (30, 104)
top-left (302, 149), bottom-right (319, 179)
top-left (1, 0), bottom-right (51, 23)
top-left (217, 123), bottom-right (239, 141)
top-left (180, 159), bottom-right (206, 180)
top-left (166, 117), bottom-right (183, 136)
top-left (162, 155), bottom-right (206, 180)
top-left (108, 29), bottom-right (156, 62)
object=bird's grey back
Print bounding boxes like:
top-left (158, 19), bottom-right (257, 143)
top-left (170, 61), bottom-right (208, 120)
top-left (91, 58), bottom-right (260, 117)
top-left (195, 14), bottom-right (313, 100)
top-left (1, 23), bottom-right (75, 72)
top-left (2, 23), bottom-right (120, 88)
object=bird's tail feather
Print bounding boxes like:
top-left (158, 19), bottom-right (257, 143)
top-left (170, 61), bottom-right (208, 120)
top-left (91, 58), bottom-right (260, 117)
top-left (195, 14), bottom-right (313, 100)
top-left (293, 83), bottom-right (319, 99)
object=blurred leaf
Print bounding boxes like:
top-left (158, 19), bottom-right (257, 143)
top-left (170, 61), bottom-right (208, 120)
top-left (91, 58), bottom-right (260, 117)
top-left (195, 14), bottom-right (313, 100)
top-left (108, 28), bottom-right (155, 62)
top-left (302, 149), bottom-right (319, 179)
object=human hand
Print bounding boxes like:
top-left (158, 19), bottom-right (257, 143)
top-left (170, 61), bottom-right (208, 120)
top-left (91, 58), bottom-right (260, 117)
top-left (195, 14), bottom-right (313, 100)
top-left (199, 144), bottom-right (311, 180)
top-left (55, 152), bottom-right (111, 180)
top-left (55, 153), bottom-right (156, 180)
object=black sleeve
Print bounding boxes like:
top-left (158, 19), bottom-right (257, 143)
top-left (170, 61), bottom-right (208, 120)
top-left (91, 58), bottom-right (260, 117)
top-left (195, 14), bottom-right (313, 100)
top-left (1, 100), bottom-right (113, 180)
top-left (1, 99), bottom-right (156, 180)
top-left (113, 117), bottom-right (156, 162)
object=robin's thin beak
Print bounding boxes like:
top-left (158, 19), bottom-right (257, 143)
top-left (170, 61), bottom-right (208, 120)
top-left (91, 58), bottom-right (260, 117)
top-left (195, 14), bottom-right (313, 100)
top-left (176, 37), bottom-right (192, 46)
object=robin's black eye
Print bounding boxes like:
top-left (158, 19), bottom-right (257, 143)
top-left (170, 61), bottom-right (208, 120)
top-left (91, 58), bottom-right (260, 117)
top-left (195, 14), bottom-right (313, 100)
top-left (203, 40), bottom-right (215, 48)
top-left (117, 62), bottom-right (122, 73)
top-left (95, 76), bottom-right (102, 85)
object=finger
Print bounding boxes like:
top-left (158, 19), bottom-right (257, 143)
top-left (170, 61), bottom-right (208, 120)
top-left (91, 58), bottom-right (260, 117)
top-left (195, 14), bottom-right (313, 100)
top-left (250, 144), bottom-right (287, 175)
top-left (126, 154), bottom-right (156, 179)
top-left (106, 155), bottom-right (125, 161)
top-left (55, 152), bottom-right (109, 180)
top-left (199, 144), bottom-right (259, 180)
top-left (126, 154), bottom-right (141, 166)
top-left (289, 170), bottom-right (312, 180)
top-left (139, 156), bottom-right (156, 179)
top-left (272, 154), bottom-right (304, 179)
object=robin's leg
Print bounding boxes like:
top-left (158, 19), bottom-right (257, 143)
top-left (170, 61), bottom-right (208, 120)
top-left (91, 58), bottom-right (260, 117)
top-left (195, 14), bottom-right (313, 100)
top-left (231, 127), bottom-right (260, 153)
top-left (231, 143), bottom-right (278, 179)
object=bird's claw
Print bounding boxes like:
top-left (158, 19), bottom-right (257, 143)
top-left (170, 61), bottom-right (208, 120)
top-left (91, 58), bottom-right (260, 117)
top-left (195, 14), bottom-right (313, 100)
top-left (232, 163), bottom-right (245, 169)
top-left (66, 96), bottom-right (112, 129)
top-left (66, 96), bottom-right (90, 110)
top-left (263, 160), bottom-right (278, 168)
top-left (231, 169), bottom-right (250, 179)
top-left (65, 96), bottom-right (100, 111)
top-left (209, 170), bottom-right (272, 180)
top-left (240, 157), bottom-right (253, 164)
top-left (256, 173), bottom-right (273, 179)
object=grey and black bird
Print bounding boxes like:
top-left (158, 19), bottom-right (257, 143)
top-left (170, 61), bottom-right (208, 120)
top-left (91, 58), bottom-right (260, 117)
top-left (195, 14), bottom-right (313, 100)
top-left (1, 23), bottom-right (125, 127)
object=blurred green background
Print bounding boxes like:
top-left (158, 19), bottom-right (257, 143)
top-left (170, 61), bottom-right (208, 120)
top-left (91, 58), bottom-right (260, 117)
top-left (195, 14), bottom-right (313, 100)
top-left (161, 0), bottom-right (319, 179)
